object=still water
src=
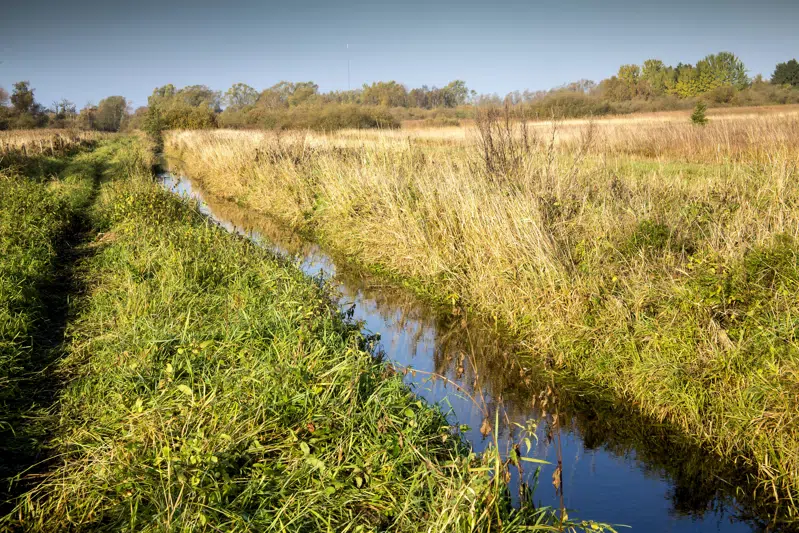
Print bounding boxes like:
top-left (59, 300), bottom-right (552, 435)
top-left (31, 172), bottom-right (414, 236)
top-left (161, 171), bottom-right (779, 532)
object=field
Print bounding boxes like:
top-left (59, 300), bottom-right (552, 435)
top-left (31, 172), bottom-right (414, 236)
top-left (164, 108), bottom-right (799, 518)
top-left (0, 131), bottom-right (615, 531)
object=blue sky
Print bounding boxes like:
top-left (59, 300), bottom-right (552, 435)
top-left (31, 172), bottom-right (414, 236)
top-left (1, 0), bottom-right (797, 108)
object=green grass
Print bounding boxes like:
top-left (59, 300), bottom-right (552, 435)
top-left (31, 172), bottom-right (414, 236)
top-left (0, 145), bottom-right (101, 495)
top-left (0, 175), bottom-right (70, 422)
top-left (2, 138), bottom-right (614, 532)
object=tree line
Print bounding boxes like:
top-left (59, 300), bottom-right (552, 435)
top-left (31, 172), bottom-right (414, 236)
top-left (1, 52), bottom-right (798, 131)
top-left (0, 82), bottom-right (129, 131)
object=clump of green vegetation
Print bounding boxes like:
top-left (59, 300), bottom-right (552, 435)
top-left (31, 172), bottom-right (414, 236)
top-left (4, 138), bottom-right (611, 532)
top-left (623, 219), bottom-right (674, 254)
top-left (690, 101), bottom-right (708, 125)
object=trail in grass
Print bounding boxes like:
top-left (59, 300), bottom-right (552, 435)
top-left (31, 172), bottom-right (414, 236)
top-left (0, 151), bottom-right (103, 511)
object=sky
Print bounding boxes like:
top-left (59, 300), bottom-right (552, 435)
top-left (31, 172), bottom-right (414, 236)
top-left (1, 0), bottom-right (797, 108)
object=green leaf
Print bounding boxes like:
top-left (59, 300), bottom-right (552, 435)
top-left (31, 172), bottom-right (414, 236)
top-left (305, 455), bottom-right (325, 471)
top-left (177, 384), bottom-right (193, 397)
top-left (520, 457), bottom-right (550, 464)
top-left (300, 441), bottom-right (310, 455)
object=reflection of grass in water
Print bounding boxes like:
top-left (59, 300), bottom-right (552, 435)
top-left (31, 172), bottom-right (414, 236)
top-left (175, 172), bottom-right (778, 529)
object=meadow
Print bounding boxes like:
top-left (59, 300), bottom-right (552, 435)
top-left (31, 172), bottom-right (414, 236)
top-left (0, 131), bottom-right (616, 531)
top-left (165, 107), bottom-right (799, 517)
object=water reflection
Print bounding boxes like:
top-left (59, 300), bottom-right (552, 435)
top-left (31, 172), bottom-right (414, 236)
top-left (160, 171), bottom-right (783, 533)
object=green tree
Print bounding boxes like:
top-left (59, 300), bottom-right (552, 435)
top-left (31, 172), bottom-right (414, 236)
top-left (10, 81), bottom-right (35, 113)
top-left (362, 81), bottom-right (408, 107)
top-left (176, 85), bottom-right (221, 111)
top-left (691, 101), bottom-right (708, 126)
top-left (617, 64), bottom-right (641, 96)
top-left (408, 87), bottom-right (430, 108)
top-left (256, 88), bottom-right (288, 109)
top-left (599, 76), bottom-right (634, 101)
top-left (149, 84), bottom-right (220, 112)
top-left (772, 59), bottom-right (799, 87)
top-left (442, 80), bottom-right (469, 107)
top-left (287, 82), bottom-right (319, 106)
top-left (697, 52), bottom-right (749, 90)
top-left (641, 59), bottom-right (669, 96)
top-left (674, 64), bottom-right (701, 97)
top-left (96, 96), bottom-right (129, 131)
top-left (0, 87), bottom-right (8, 107)
top-left (144, 104), bottom-right (165, 150)
top-left (78, 104), bottom-right (98, 130)
top-left (224, 83), bottom-right (258, 109)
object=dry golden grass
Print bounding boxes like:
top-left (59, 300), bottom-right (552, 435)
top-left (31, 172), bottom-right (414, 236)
top-left (0, 130), bottom-right (106, 159)
top-left (165, 109), bottom-right (799, 518)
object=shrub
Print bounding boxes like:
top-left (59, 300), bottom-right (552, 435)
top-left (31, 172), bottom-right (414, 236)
top-left (258, 104), bottom-right (400, 131)
top-left (691, 101), bottom-right (708, 126)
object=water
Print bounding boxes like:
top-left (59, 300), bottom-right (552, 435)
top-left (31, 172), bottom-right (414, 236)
top-left (160, 171), bottom-right (779, 532)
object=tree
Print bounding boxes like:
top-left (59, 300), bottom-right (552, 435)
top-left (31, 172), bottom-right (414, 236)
top-left (641, 59), bottom-right (669, 96)
top-left (0, 87), bottom-right (8, 107)
top-left (256, 88), bottom-right (288, 109)
top-left (408, 87), bottom-right (430, 108)
top-left (442, 80), bottom-right (469, 107)
top-left (78, 104), bottom-right (98, 130)
top-left (176, 85), bottom-right (221, 111)
top-left (599, 76), bottom-right (634, 101)
top-left (691, 101), bottom-right (708, 126)
top-left (224, 83), bottom-right (258, 109)
top-left (362, 81), bottom-right (408, 107)
top-left (147, 84), bottom-right (221, 129)
top-left (772, 59), bottom-right (799, 87)
top-left (697, 52), bottom-right (749, 90)
top-left (144, 105), bottom-right (165, 150)
top-left (287, 82), bottom-right (319, 106)
top-left (563, 79), bottom-right (596, 94)
top-left (149, 84), bottom-right (220, 112)
top-left (10, 81), bottom-right (35, 113)
top-left (52, 99), bottom-right (76, 119)
top-left (96, 96), bottom-right (129, 131)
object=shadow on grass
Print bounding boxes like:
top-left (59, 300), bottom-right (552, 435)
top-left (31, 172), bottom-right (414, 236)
top-left (0, 157), bottom-right (103, 514)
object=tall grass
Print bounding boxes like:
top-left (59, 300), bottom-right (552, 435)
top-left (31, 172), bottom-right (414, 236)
top-left (0, 130), bottom-right (104, 159)
top-left (165, 112), bottom-right (799, 517)
top-left (0, 139), bottom-right (102, 505)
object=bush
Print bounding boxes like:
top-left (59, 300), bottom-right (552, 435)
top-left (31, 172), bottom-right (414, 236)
top-left (691, 101), bottom-right (708, 126)
top-left (163, 106), bottom-right (218, 129)
top-left (522, 91), bottom-right (612, 119)
top-left (258, 104), bottom-right (400, 131)
top-left (708, 85), bottom-right (736, 104)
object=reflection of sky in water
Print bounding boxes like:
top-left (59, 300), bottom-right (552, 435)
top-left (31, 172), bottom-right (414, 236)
top-left (161, 173), bottom-right (764, 532)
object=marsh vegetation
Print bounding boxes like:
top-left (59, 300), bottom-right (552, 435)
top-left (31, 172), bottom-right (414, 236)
top-left (0, 131), bottom-right (619, 531)
top-left (165, 108), bottom-right (799, 523)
